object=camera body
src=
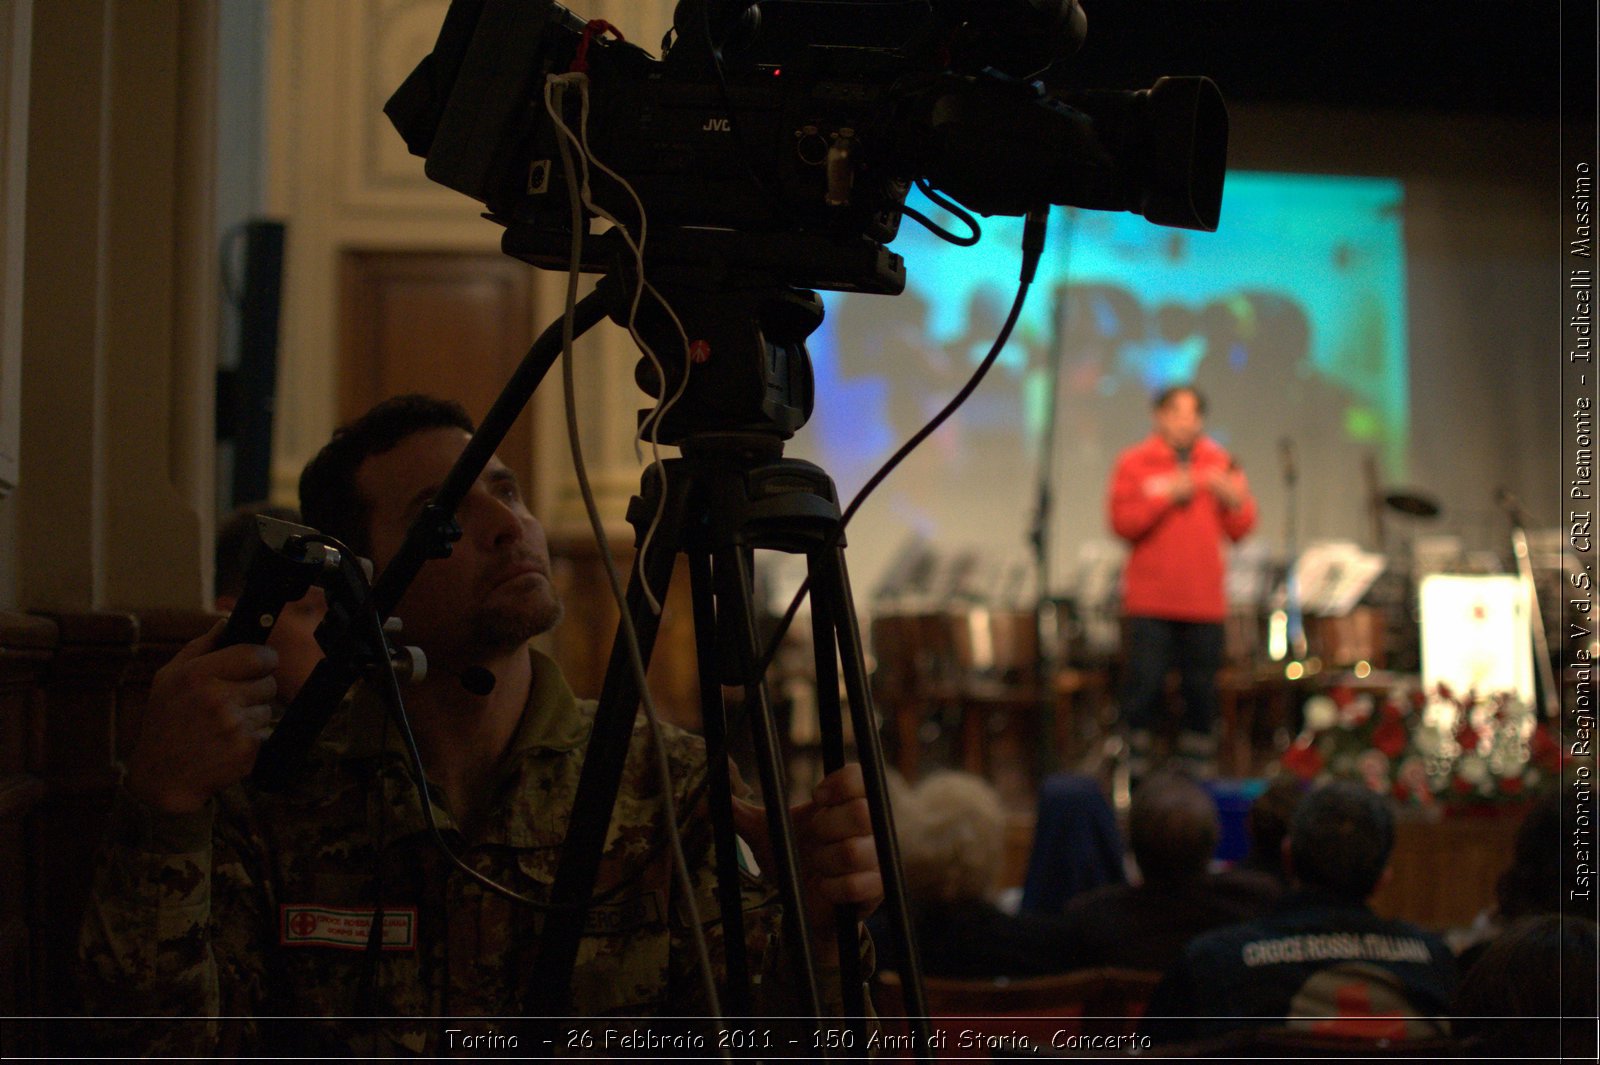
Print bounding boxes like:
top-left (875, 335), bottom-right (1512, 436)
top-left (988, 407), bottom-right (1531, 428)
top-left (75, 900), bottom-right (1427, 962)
top-left (388, 0), bottom-right (1221, 296)
top-left (386, 0), bottom-right (1224, 438)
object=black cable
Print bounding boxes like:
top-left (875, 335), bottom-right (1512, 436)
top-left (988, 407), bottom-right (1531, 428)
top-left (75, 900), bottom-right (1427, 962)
top-left (755, 207), bottom-right (1051, 676)
top-left (356, 589), bottom-right (619, 915)
top-left (901, 179), bottom-right (982, 246)
top-left (665, 208), bottom-right (1053, 844)
top-left (361, 621), bottom-right (697, 909)
top-left (901, 203), bottom-right (981, 246)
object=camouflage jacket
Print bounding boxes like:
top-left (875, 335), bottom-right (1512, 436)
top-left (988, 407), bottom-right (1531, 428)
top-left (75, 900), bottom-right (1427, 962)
top-left (78, 650), bottom-right (836, 1055)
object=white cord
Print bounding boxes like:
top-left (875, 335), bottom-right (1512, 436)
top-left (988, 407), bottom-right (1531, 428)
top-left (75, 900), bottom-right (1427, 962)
top-left (546, 71), bottom-right (693, 617)
top-left (543, 72), bottom-right (726, 1030)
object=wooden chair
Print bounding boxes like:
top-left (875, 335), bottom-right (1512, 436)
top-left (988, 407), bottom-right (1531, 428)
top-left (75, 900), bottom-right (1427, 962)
top-left (873, 968), bottom-right (1165, 1060)
top-left (1149, 1026), bottom-right (1461, 1058)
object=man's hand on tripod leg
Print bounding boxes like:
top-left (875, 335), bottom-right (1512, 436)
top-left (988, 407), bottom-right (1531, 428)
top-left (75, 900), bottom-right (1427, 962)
top-left (732, 763), bottom-right (883, 964)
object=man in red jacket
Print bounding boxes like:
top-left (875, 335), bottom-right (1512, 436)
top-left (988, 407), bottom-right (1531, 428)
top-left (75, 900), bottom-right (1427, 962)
top-left (1107, 385), bottom-right (1255, 778)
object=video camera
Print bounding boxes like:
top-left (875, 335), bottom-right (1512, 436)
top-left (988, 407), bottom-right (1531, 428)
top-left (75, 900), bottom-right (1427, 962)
top-left (386, 0), bottom-right (1228, 298)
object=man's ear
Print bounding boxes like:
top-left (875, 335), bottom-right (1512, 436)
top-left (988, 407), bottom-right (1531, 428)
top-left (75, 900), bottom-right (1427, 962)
top-left (1375, 863), bottom-right (1394, 894)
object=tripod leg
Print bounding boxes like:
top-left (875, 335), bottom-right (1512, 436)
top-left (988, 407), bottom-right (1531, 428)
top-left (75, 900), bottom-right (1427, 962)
top-left (528, 497), bottom-right (683, 1015)
top-left (688, 550), bottom-right (751, 1015)
top-left (716, 544), bottom-right (825, 1021)
top-left (807, 584), bottom-right (869, 1025)
top-left (811, 543), bottom-right (932, 1044)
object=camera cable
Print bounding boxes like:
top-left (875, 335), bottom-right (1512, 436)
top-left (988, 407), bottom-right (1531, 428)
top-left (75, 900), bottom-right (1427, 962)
top-left (546, 69), bottom-right (729, 1035)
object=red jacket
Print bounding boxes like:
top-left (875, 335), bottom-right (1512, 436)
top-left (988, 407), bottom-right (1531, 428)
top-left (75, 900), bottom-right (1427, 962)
top-left (1108, 433), bottom-right (1257, 622)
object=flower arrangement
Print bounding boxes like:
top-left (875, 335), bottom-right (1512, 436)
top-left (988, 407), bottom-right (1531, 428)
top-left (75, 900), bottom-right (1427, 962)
top-left (1279, 683), bottom-right (1560, 811)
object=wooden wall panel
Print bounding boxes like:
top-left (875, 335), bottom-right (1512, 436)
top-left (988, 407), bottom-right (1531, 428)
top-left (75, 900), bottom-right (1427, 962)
top-left (546, 533), bottom-right (701, 729)
top-left (0, 608), bottom-right (211, 1050)
top-left (0, 611), bottom-right (51, 1056)
top-left (338, 250), bottom-right (538, 499)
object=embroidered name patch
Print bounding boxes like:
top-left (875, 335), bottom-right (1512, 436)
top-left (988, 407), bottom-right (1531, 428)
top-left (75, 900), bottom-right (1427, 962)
top-left (279, 905), bottom-right (417, 951)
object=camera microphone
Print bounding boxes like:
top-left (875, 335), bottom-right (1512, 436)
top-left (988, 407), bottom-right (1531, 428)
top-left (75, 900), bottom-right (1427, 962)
top-left (457, 666), bottom-right (497, 696)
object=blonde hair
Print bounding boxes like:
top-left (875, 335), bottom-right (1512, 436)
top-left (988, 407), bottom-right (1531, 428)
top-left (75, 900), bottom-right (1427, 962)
top-left (897, 770), bottom-right (1006, 904)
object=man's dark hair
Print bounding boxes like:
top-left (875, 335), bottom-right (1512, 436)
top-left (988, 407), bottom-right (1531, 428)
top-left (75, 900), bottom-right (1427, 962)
top-left (215, 503), bottom-right (302, 601)
top-left (299, 394), bottom-right (475, 557)
top-left (1453, 915), bottom-right (1599, 1059)
top-left (1287, 781), bottom-right (1394, 901)
top-left (1243, 775), bottom-right (1305, 878)
top-left (1495, 791), bottom-right (1588, 920)
top-left (1129, 772), bottom-right (1218, 886)
top-left (1152, 383), bottom-right (1206, 415)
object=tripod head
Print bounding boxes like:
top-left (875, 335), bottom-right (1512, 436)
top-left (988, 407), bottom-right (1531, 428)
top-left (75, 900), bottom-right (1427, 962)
top-left (512, 226), bottom-right (842, 445)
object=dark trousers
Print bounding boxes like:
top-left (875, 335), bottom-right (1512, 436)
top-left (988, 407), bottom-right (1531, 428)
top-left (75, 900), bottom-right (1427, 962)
top-left (1121, 616), bottom-right (1225, 735)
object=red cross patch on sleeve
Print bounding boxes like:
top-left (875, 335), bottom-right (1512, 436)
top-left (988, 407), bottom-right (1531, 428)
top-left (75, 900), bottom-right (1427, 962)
top-left (279, 904), bottom-right (418, 951)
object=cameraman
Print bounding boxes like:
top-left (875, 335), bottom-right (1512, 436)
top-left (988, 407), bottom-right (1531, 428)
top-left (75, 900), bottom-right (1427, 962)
top-left (80, 395), bottom-right (881, 1054)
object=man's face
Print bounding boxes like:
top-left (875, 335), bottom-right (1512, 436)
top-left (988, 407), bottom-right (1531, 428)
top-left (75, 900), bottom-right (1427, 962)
top-left (1154, 390), bottom-right (1204, 452)
top-left (355, 427), bottom-right (562, 662)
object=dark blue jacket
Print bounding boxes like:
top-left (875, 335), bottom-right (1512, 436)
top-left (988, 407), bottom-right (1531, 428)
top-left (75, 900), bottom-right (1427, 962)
top-left (1143, 888), bottom-right (1458, 1044)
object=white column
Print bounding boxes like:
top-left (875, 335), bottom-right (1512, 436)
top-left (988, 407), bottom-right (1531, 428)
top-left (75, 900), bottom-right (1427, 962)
top-left (11, 0), bottom-right (215, 612)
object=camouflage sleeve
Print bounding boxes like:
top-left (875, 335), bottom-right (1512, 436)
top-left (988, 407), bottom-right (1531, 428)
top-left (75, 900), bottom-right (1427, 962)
top-left (77, 783), bottom-right (268, 1055)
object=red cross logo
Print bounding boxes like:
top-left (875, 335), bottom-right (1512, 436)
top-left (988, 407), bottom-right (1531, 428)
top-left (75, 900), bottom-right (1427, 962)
top-left (288, 911), bottom-right (319, 938)
top-left (1309, 981), bottom-right (1408, 1040)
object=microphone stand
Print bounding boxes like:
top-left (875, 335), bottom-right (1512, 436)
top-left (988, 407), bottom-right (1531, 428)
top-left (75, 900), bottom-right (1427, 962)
top-left (1282, 440), bottom-right (1306, 661)
top-left (1028, 286), bottom-right (1069, 701)
top-left (1500, 490), bottom-right (1561, 720)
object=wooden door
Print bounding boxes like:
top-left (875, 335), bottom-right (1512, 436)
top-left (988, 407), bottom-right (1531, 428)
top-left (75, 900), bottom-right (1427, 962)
top-left (339, 251), bottom-right (538, 496)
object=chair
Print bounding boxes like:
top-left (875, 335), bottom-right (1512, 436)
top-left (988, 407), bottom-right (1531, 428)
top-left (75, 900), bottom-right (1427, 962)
top-left (1150, 1027), bottom-right (1461, 1058)
top-left (873, 968), bottom-right (1165, 1060)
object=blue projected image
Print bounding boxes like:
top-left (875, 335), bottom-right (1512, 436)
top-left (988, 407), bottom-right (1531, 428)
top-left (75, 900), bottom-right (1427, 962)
top-left (788, 172), bottom-right (1409, 600)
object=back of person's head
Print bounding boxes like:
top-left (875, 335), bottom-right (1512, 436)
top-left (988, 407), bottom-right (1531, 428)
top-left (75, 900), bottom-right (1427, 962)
top-left (1128, 771), bottom-right (1218, 886)
top-left (1454, 915), bottom-right (1599, 1059)
top-left (299, 394), bottom-right (475, 557)
top-left (1152, 383), bottom-right (1206, 414)
top-left (1245, 775), bottom-right (1304, 876)
top-left (1287, 781), bottom-right (1393, 901)
top-left (215, 502), bottom-right (302, 604)
top-left (1496, 792), bottom-right (1571, 920)
top-left (898, 770), bottom-right (1006, 906)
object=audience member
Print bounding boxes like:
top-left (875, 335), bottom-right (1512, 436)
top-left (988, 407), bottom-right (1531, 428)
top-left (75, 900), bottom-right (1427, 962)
top-left (80, 396), bottom-right (880, 1054)
top-left (1453, 914), bottom-right (1598, 1059)
top-left (214, 503), bottom-right (327, 705)
top-left (883, 770), bottom-right (1078, 979)
top-left (1144, 780), bottom-right (1457, 1044)
top-left (1018, 772), bottom-right (1125, 916)
top-left (1212, 774), bottom-right (1302, 903)
top-left (1060, 772), bottom-right (1278, 972)
top-left (1451, 791), bottom-right (1585, 969)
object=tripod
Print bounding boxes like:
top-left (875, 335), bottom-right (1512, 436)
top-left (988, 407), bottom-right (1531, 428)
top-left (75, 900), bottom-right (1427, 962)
top-left (525, 267), bottom-right (930, 1042)
top-left (529, 432), bottom-right (927, 1028)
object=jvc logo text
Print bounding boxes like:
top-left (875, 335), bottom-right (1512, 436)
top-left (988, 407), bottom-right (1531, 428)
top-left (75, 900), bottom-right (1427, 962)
top-left (702, 117), bottom-right (731, 132)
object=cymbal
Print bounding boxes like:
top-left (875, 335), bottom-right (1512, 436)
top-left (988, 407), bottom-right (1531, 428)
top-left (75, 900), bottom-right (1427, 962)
top-left (1382, 490), bottom-right (1441, 518)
